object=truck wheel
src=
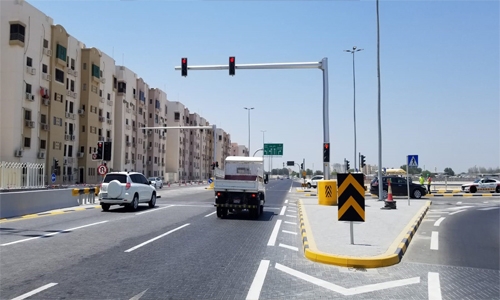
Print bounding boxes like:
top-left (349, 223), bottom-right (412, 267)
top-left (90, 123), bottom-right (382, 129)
top-left (260, 205), bottom-right (264, 215)
top-left (217, 207), bottom-right (227, 218)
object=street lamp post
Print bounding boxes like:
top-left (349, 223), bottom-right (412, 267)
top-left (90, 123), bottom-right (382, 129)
top-left (344, 46), bottom-right (363, 171)
top-left (244, 107), bottom-right (254, 157)
top-left (261, 130), bottom-right (266, 171)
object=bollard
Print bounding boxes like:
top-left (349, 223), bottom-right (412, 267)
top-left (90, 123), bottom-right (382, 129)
top-left (318, 180), bottom-right (338, 206)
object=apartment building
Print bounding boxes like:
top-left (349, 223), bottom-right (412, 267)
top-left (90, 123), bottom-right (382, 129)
top-left (146, 88), bottom-right (167, 178)
top-left (200, 117), bottom-right (211, 180)
top-left (0, 0), bottom-right (54, 168)
top-left (230, 144), bottom-right (248, 157)
top-left (165, 101), bottom-right (184, 182)
top-left (97, 51), bottom-right (116, 171)
top-left (113, 65), bottom-right (137, 173)
top-left (134, 78), bottom-right (148, 174)
top-left (188, 113), bottom-right (201, 180)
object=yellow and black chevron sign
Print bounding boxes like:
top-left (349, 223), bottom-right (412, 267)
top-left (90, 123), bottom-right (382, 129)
top-left (337, 173), bottom-right (365, 222)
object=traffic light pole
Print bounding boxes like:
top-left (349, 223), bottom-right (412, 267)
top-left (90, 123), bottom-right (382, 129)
top-left (174, 58), bottom-right (331, 180)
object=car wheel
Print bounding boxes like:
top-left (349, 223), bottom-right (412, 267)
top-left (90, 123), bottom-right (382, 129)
top-left (382, 190), bottom-right (388, 199)
top-left (101, 204), bottom-right (110, 211)
top-left (413, 189), bottom-right (422, 199)
top-left (307, 183), bottom-right (311, 189)
top-left (469, 186), bottom-right (477, 193)
top-left (496, 186), bottom-right (500, 193)
top-left (148, 192), bottom-right (156, 208)
top-left (130, 194), bottom-right (139, 211)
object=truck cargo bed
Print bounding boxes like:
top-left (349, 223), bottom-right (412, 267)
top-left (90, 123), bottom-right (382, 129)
top-left (214, 179), bottom-right (259, 192)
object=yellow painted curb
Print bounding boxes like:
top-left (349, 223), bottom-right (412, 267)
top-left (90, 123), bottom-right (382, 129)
top-left (0, 205), bottom-right (101, 224)
top-left (298, 199), bottom-right (431, 268)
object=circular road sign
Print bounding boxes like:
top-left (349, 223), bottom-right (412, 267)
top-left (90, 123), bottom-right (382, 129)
top-left (98, 164), bottom-right (108, 175)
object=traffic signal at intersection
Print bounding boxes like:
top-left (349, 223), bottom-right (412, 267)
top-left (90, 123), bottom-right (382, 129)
top-left (96, 142), bottom-right (103, 160)
top-left (181, 58), bottom-right (188, 77)
top-left (323, 143), bottom-right (330, 163)
top-left (360, 154), bottom-right (366, 168)
top-left (229, 56), bottom-right (235, 76)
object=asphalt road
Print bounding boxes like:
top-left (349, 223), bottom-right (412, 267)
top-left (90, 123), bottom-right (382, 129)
top-left (2, 180), bottom-right (499, 300)
top-left (0, 178), bottom-right (296, 300)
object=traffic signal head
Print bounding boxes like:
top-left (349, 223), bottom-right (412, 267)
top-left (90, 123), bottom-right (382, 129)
top-left (215, 161), bottom-right (219, 168)
top-left (346, 160), bottom-right (350, 171)
top-left (300, 163), bottom-right (304, 169)
top-left (96, 142), bottom-right (103, 160)
top-left (323, 143), bottom-right (330, 163)
top-left (229, 56), bottom-right (235, 76)
top-left (103, 142), bottom-right (112, 161)
top-left (360, 155), bottom-right (366, 168)
top-left (54, 158), bottom-right (59, 169)
top-left (181, 57), bottom-right (188, 77)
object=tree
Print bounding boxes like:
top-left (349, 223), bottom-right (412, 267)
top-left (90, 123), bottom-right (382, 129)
top-left (306, 169), bottom-right (313, 175)
top-left (400, 165), bottom-right (422, 175)
top-left (314, 170), bottom-right (324, 175)
top-left (443, 167), bottom-right (455, 176)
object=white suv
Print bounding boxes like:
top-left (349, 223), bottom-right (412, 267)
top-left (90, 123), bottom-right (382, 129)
top-left (98, 172), bottom-right (157, 211)
top-left (306, 175), bottom-right (324, 188)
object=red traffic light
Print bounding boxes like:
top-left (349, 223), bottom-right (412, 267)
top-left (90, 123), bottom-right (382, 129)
top-left (230, 57), bottom-right (234, 63)
top-left (324, 143), bottom-right (329, 149)
top-left (182, 58), bottom-right (186, 64)
top-left (98, 142), bottom-right (103, 147)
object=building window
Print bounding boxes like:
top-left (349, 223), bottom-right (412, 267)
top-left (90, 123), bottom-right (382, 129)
top-left (24, 137), bottom-right (31, 148)
top-left (83, 83), bottom-right (87, 91)
top-left (70, 80), bottom-right (75, 92)
top-left (91, 64), bottom-right (100, 78)
top-left (41, 114), bottom-right (47, 124)
top-left (40, 140), bottom-right (46, 149)
top-left (9, 23), bottom-right (25, 43)
top-left (56, 44), bottom-right (67, 61)
top-left (42, 64), bottom-right (48, 73)
top-left (174, 112), bottom-right (180, 121)
top-left (118, 82), bottom-right (126, 93)
top-left (25, 83), bottom-right (32, 94)
top-left (55, 68), bottom-right (64, 83)
top-left (71, 58), bottom-right (75, 70)
top-left (107, 93), bottom-right (111, 100)
top-left (83, 63), bottom-right (87, 70)
top-left (26, 57), bottom-right (32, 67)
top-left (82, 125), bottom-right (85, 132)
top-left (24, 110), bottom-right (31, 121)
top-left (43, 39), bottom-right (49, 48)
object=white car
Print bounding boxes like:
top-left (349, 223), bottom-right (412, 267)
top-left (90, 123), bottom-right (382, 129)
top-left (306, 175), bottom-right (324, 188)
top-left (98, 172), bottom-right (158, 211)
top-left (148, 177), bottom-right (163, 189)
top-left (461, 178), bottom-right (500, 193)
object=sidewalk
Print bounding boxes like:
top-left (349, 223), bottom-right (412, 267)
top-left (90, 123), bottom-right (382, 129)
top-left (289, 190), bottom-right (431, 268)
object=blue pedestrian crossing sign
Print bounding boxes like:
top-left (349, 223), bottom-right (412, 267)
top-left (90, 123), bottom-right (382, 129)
top-left (407, 155), bottom-right (419, 168)
top-left (51, 173), bottom-right (56, 183)
top-left (208, 178), bottom-right (213, 184)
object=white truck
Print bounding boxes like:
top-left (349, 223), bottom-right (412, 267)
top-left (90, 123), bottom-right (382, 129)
top-left (214, 156), bottom-right (269, 219)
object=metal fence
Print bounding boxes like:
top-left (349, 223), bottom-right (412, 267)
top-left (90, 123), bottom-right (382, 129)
top-left (0, 161), bottom-right (45, 190)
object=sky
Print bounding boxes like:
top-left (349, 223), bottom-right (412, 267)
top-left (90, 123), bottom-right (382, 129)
top-left (29, 0), bottom-right (499, 174)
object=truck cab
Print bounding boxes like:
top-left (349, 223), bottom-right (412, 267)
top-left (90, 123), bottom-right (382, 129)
top-left (213, 156), bottom-right (268, 219)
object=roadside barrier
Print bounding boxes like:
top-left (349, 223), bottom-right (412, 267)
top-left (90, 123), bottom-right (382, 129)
top-left (71, 187), bottom-right (99, 205)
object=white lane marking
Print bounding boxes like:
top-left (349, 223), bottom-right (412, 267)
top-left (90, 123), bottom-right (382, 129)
top-left (449, 209), bottom-right (467, 215)
top-left (484, 201), bottom-right (489, 203)
top-left (286, 215), bottom-right (297, 218)
top-left (434, 217), bottom-right (445, 227)
top-left (135, 205), bottom-right (173, 215)
top-left (285, 200), bottom-right (289, 204)
top-left (246, 260), bottom-right (270, 300)
top-left (456, 201), bottom-right (462, 204)
top-left (285, 221), bottom-right (297, 225)
top-left (129, 289), bottom-right (149, 300)
top-left (288, 209), bottom-right (297, 213)
top-left (279, 243), bottom-right (299, 251)
top-left (11, 283), bottom-right (58, 300)
top-left (430, 232), bottom-right (439, 250)
top-left (267, 220), bottom-right (282, 246)
top-left (478, 207), bottom-right (499, 211)
top-left (279, 206), bottom-right (287, 216)
top-left (449, 206), bottom-right (473, 210)
top-left (124, 223), bottom-right (190, 253)
top-left (275, 263), bottom-right (420, 295)
top-left (428, 272), bottom-right (442, 300)
top-left (282, 230), bottom-right (297, 235)
top-left (204, 211), bottom-right (217, 217)
top-left (1, 221), bottom-right (108, 246)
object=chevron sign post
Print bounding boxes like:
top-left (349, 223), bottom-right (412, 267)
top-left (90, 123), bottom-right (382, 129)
top-left (337, 173), bottom-right (365, 245)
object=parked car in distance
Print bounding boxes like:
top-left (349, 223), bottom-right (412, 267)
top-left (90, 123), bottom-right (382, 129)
top-left (148, 177), bottom-right (163, 189)
top-left (370, 175), bottom-right (427, 199)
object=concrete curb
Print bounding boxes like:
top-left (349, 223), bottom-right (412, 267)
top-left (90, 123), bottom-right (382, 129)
top-left (425, 193), bottom-right (500, 197)
top-left (0, 205), bottom-right (101, 223)
top-left (297, 199), bottom-right (431, 268)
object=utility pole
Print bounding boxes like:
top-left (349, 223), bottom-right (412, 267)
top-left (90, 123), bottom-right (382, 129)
top-left (244, 107), bottom-right (254, 156)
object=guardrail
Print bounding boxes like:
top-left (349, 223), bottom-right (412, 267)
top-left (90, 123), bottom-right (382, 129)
top-left (0, 161), bottom-right (45, 190)
top-left (71, 187), bottom-right (100, 205)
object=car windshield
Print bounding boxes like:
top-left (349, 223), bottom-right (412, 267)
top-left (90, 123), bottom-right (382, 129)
top-left (148, 177), bottom-right (156, 181)
top-left (473, 179), bottom-right (481, 183)
top-left (104, 174), bottom-right (127, 183)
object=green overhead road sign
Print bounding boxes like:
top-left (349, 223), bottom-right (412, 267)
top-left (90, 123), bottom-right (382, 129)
top-left (264, 143), bottom-right (283, 156)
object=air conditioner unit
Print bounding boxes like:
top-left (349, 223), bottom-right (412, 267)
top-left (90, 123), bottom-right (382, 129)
top-left (25, 93), bottom-right (34, 101)
top-left (63, 159), bottom-right (68, 165)
top-left (68, 69), bottom-right (75, 76)
top-left (41, 124), bottom-right (49, 131)
top-left (37, 151), bottom-right (45, 159)
top-left (25, 120), bottom-right (34, 128)
top-left (73, 71), bottom-right (78, 77)
top-left (43, 99), bottom-right (50, 106)
top-left (100, 98), bottom-right (105, 103)
top-left (100, 78), bottom-right (106, 83)
top-left (71, 135), bottom-right (75, 141)
top-left (126, 142), bottom-right (131, 147)
top-left (15, 149), bottom-right (23, 157)
top-left (63, 175), bottom-right (68, 181)
top-left (42, 73), bottom-right (51, 81)
top-left (71, 92), bottom-right (77, 98)
top-left (99, 136), bottom-right (105, 141)
top-left (77, 152), bottom-right (84, 158)
top-left (78, 109), bottom-right (84, 115)
top-left (43, 48), bottom-right (52, 57)
top-left (107, 119), bottom-right (112, 125)
top-left (64, 134), bottom-right (70, 141)
top-left (106, 138), bottom-right (112, 142)
top-left (66, 90), bottom-right (71, 96)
